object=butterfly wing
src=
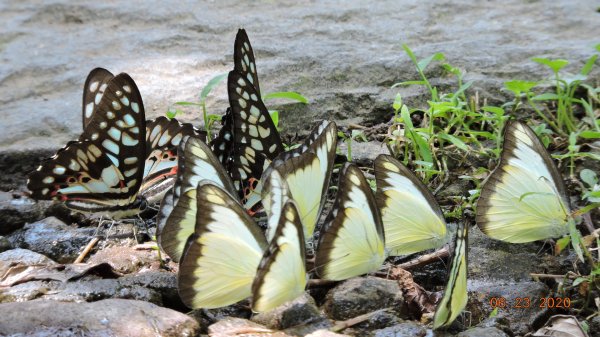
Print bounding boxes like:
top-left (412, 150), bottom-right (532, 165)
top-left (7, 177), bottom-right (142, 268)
top-left (82, 68), bottom-right (114, 129)
top-left (374, 154), bottom-right (449, 255)
top-left (261, 169), bottom-right (292, 242)
top-left (251, 201), bottom-right (307, 312)
top-left (433, 221), bottom-right (468, 329)
top-left (234, 28), bottom-right (261, 96)
top-left (178, 182), bottom-right (268, 309)
top-left (226, 70), bottom-right (284, 200)
top-left (264, 121), bottom-right (338, 239)
top-left (315, 163), bottom-right (386, 281)
top-left (28, 73), bottom-right (146, 218)
top-left (158, 136), bottom-right (238, 262)
top-left (476, 121), bottom-right (570, 243)
top-left (140, 116), bottom-right (206, 204)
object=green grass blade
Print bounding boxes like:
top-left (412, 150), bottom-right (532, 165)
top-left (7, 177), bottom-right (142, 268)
top-left (200, 73), bottom-right (228, 103)
top-left (263, 91), bottom-right (308, 104)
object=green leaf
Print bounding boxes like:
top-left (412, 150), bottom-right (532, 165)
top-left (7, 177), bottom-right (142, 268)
top-left (580, 169), bottom-right (598, 187)
top-left (482, 106), bottom-right (505, 116)
top-left (555, 236), bottom-right (570, 253)
top-left (417, 52), bottom-right (445, 72)
top-left (263, 91), bottom-right (308, 104)
top-left (401, 107), bottom-right (432, 163)
top-left (596, 43), bottom-right (600, 52)
top-left (174, 101), bottom-right (202, 106)
top-left (200, 73), bottom-right (228, 103)
top-left (393, 93), bottom-right (403, 111)
top-left (581, 54), bottom-right (598, 75)
top-left (531, 93), bottom-right (560, 101)
top-left (452, 81), bottom-right (473, 98)
top-left (489, 307), bottom-right (498, 318)
top-left (580, 131), bottom-right (600, 139)
top-left (568, 219), bottom-right (584, 262)
top-left (351, 129), bottom-right (367, 142)
top-left (572, 277), bottom-right (587, 287)
top-left (438, 133), bottom-right (469, 151)
top-left (504, 80), bottom-right (538, 95)
top-left (532, 57), bottom-right (569, 73)
top-left (269, 110), bottom-right (279, 128)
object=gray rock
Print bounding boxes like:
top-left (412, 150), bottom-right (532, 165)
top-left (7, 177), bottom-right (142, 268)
top-left (1, 270), bottom-right (179, 307)
top-left (1, 1), bottom-right (598, 153)
top-left (0, 192), bottom-right (45, 235)
top-left (252, 293), bottom-right (326, 332)
top-left (0, 298), bottom-right (200, 336)
top-left (589, 315), bottom-right (600, 337)
top-left (372, 321), bottom-right (427, 337)
top-left (467, 280), bottom-right (549, 336)
top-left (323, 277), bottom-right (407, 321)
top-left (208, 317), bottom-right (293, 337)
top-left (305, 330), bottom-right (351, 337)
top-left (87, 243), bottom-right (163, 274)
top-left (0, 248), bottom-right (57, 274)
top-left (457, 327), bottom-right (510, 337)
top-left (0, 236), bottom-right (13, 253)
top-left (6, 217), bottom-right (95, 263)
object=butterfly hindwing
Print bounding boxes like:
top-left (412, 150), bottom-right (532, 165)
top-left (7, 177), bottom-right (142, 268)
top-left (251, 201), bottom-right (307, 312)
top-left (374, 154), bottom-right (449, 255)
top-left (158, 135), bottom-right (237, 262)
top-left (476, 121), bottom-right (570, 243)
top-left (178, 182), bottom-right (268, 309)
top-left (433, 221), bottom-right (468, 329)
top-left (28, 73), bottom-right (146, 218)
top-left (82, 67), bottom-right (114, 129)
top-left (315, 163), bottom-right (386, 281)
top-left (263, 121), bottom-right (338, 240)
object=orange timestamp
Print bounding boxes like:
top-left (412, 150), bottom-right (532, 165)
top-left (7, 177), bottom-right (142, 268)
top-left (489, 297), bottom-right (572, 309)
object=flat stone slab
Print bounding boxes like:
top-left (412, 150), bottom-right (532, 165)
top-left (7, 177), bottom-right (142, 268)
top-left (1, 0), bottom-right (598, 153)
top-left (0, 298), bottom-right (200, 336)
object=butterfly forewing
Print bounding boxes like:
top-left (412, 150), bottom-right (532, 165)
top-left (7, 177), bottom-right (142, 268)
top-left (227, 70), bottom-right (284, 199)
top-left (476, 121), bottom-right (570, 243)
top-left (234, 28), bottom-right (261, 96)
top-left (315, 163), bottom-right (386, 281)
top-left (82, 68), bottom-right (114, 129)
top-left (374, 154), bottom-right (449, 255)
top-left (28, 73), bottom-right (146, 217)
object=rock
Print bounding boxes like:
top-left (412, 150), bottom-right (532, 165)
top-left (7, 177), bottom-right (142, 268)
top-left (208, 317), bottom-right (292, 337)
top-left (589, 315), bottom-right (600, 337)
top-left (0, 248), bottom-right (57, 276)
top-left (457, 327), bottom-right (510, 337)
top-left (6, 217), bottom-right (95, 263)
top-left (323, 277), bottom-right (407, 321)
top-left (306, 330), bottom-right (351, 337)
top-left (372, 321), bottom-right (427, 337)
top-left (0, 191), bottom-right (45, 235)
top-left (0, 299), bottom-right (200, 336)
top-left (468, 280), bottom-right (550, 336)
top-left (1, 1), bottom-right (598, 153)
top-left (251, 293), bottom-right (329, 334)
top-left (337, 141), bottom-right (389, 164)
top-left (0, 236), bottom-right (13, 253)
top-left (1, 270), bottom-right (179, 307)
top-left (87, 242), bottom-right (162, 274)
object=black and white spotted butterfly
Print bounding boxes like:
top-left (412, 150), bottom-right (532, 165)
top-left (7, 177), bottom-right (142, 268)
top-left (82, 68), bottom-right (207, 205)
top-left (28, 72), bottom-right (148, 218)
top-left (210, 29), bottom-right (284, 208)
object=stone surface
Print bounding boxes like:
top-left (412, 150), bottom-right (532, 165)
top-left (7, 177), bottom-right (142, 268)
top-left (323, 276), bottom-right (406, 321)
top-left (208, 317), bottom-right (291, 337)
top-left (1, 0), bottom-right (598, 154)
top-left (0, 298), bottom-right (200, 336)
top-left (0, 191), bottom-right (46, 235)
top-left (252, 293), bottom-right (326, 332)
top-left (457, 327), bottom-right (510, 337)
top-left (6, 216), bottom-right (95, 263)
top-left (372, 321), bottom-right (427, 337)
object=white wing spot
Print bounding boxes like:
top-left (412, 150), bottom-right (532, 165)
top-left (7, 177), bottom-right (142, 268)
top-left (122, 85), bottom-right (132, 93)
top-left (112, 101), bottom-right (121, 110)
top-left (42, 176), bottom-right (54, 184)
top-left (53, 166), bottom-right (66, 175)
top-left (89, 81), bottom-right (99, 92)
top-left (131, 102), bottom-right (140, 113)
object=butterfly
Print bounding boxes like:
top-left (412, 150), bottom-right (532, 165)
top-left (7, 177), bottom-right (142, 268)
top-left (157, 135), bottom-right (238, 262)
top-left (178, 170), bottom-right (307, 311)
top-left (314, 163), bottom-right (386, 281)
top-left (211, 29), bottom-right (284, 207)
top-left (262, 120), bottom-right (338, 241)
top-left (177, 181), bottom-right (268, 309)
top-left (28, 73), bottom-right (147, 218)
top-left (82, 68), bottom-right (206, 206)
top-left (374, 154), bottom-right (449, 256)
top-left (432, 221), bottom-right (468, 329)
top-left (476, 121), bottom-right (572, 243)
top-left (251, 179), bottom-right (307, 312)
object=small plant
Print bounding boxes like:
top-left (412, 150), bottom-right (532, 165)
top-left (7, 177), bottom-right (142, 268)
top-left (167, 74), bottom-right (308, 140)
top-left (338, 129), bottom-right (367, 162)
